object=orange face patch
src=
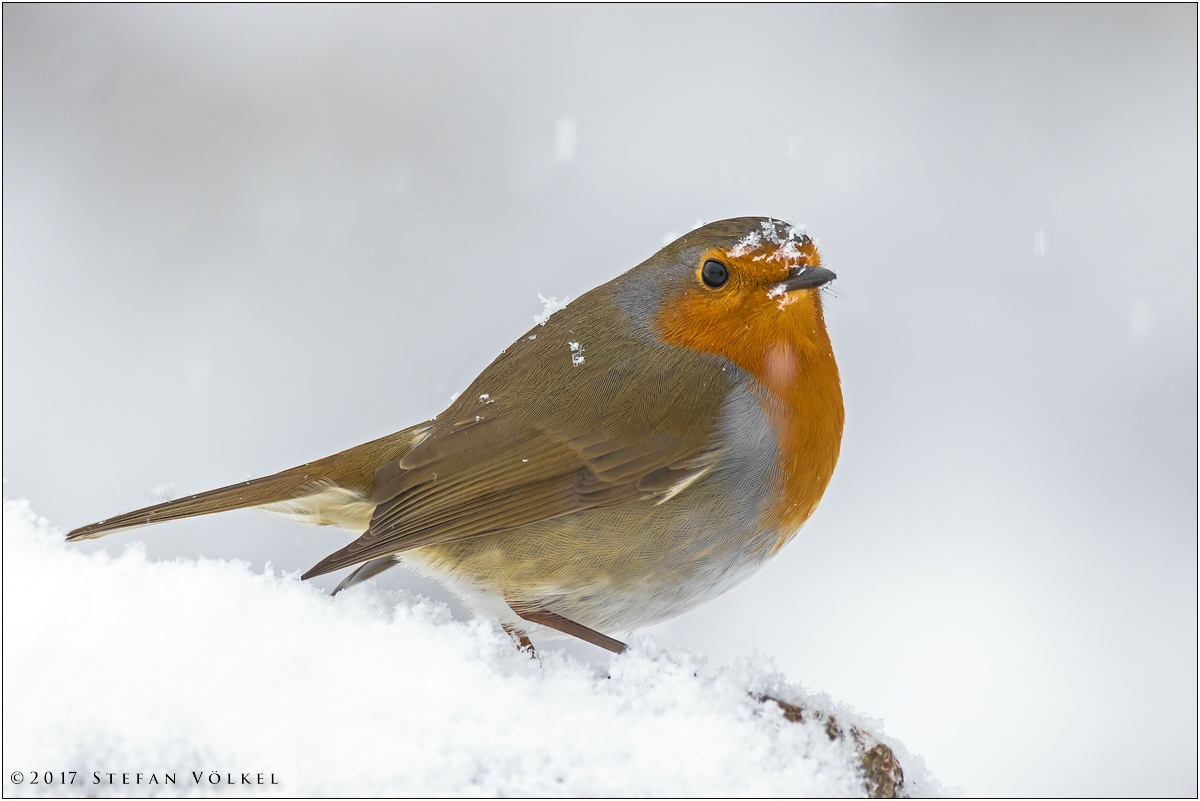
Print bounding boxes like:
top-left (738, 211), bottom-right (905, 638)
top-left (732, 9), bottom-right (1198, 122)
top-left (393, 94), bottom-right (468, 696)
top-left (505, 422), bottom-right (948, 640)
top-left (654, 238), bottom-right (844, 544)
top-left (658, 239), bottom-right (826, 388)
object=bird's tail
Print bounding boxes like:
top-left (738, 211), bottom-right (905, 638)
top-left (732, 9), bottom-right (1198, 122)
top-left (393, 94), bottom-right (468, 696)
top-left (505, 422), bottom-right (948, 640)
top-left (65, 422), bottom-right (431, 542)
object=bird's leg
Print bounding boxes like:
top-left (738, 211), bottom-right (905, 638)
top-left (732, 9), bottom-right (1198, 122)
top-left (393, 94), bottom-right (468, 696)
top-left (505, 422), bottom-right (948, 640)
top-left (511, 607), bottom-right (628, 654)
top-left (501, 622), bottom-right (536, 655)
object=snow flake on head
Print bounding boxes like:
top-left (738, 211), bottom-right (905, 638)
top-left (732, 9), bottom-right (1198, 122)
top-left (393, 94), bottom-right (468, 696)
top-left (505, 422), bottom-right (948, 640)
top-left (730, 219), bottom-right (811, 265)
top-left (729, 231), bottom-right (761, 258)
top-left (760, 218), bottom-right (808, 246)
top-left (568, 341), bottom-right (585, 367)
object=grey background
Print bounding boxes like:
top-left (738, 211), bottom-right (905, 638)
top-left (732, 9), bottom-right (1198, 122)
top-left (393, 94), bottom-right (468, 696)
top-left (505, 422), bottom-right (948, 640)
top-left (4, 5), bottom-right (1195, 796)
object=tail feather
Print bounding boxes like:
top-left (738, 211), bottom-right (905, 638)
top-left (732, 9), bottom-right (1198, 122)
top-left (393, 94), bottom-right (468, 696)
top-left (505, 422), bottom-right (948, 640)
top-left (331, 556), bottom-right (402, 595)
top-left (66, 422), bottom-right (431, 542)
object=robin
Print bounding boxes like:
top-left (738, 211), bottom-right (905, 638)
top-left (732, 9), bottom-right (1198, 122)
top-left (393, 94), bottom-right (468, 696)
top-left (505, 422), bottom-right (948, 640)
top-left (68, 217), bottom-right (843, 654)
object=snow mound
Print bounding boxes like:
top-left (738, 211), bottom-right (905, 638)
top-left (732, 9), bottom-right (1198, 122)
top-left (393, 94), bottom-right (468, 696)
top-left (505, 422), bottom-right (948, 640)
top-left (3, 499), bottom-right (939, 797)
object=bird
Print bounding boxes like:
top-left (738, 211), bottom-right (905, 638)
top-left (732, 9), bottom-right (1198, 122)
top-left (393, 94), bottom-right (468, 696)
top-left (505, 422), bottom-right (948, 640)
top-left (67, 217), bottom-right (843, 654)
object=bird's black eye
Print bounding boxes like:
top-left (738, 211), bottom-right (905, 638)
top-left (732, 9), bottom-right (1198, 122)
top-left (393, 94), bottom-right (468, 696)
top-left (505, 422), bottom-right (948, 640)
top-left (701, 259), bottom-right (729, 288)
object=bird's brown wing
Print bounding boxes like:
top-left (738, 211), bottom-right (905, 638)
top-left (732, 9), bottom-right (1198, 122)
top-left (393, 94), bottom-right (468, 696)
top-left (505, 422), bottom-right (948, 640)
top-left (302, 285), bottom-right (737, 580)
top-left (299, 413), bottom-right (722, 579)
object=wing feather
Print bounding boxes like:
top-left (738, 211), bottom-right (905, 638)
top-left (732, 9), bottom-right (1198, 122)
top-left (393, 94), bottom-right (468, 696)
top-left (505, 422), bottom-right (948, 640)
top-left (301, 419), bottom-right (721, 579)
top-left (301, 295), bottom-right (739, 581)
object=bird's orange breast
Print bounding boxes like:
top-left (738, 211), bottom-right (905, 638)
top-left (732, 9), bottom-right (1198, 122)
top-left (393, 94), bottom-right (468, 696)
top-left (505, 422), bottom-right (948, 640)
top-left (653, 244), bottom-right (844, 548)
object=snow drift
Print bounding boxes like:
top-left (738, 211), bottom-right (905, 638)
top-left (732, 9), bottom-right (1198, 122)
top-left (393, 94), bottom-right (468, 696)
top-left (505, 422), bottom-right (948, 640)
top-left (3, 499), bottom-right (939, 797)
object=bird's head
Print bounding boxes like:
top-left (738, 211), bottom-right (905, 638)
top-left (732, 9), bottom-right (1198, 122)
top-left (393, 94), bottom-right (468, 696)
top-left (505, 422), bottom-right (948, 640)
top-left (619, 217), bottom-right (837, 397)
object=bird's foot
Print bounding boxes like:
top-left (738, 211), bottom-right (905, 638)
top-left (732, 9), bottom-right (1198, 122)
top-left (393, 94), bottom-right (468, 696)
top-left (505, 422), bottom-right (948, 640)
top-left (502, 623), bottom-right (537, 656)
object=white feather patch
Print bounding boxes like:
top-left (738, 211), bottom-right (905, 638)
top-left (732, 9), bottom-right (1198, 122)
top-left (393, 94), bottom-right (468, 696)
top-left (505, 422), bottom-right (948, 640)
top-left (259, 481), bottom-right (375, 533)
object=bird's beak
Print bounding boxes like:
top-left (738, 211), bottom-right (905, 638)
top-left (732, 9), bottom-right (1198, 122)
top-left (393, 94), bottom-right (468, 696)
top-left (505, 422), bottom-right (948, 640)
top-left (774, 266), bottom-right (836, 293)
